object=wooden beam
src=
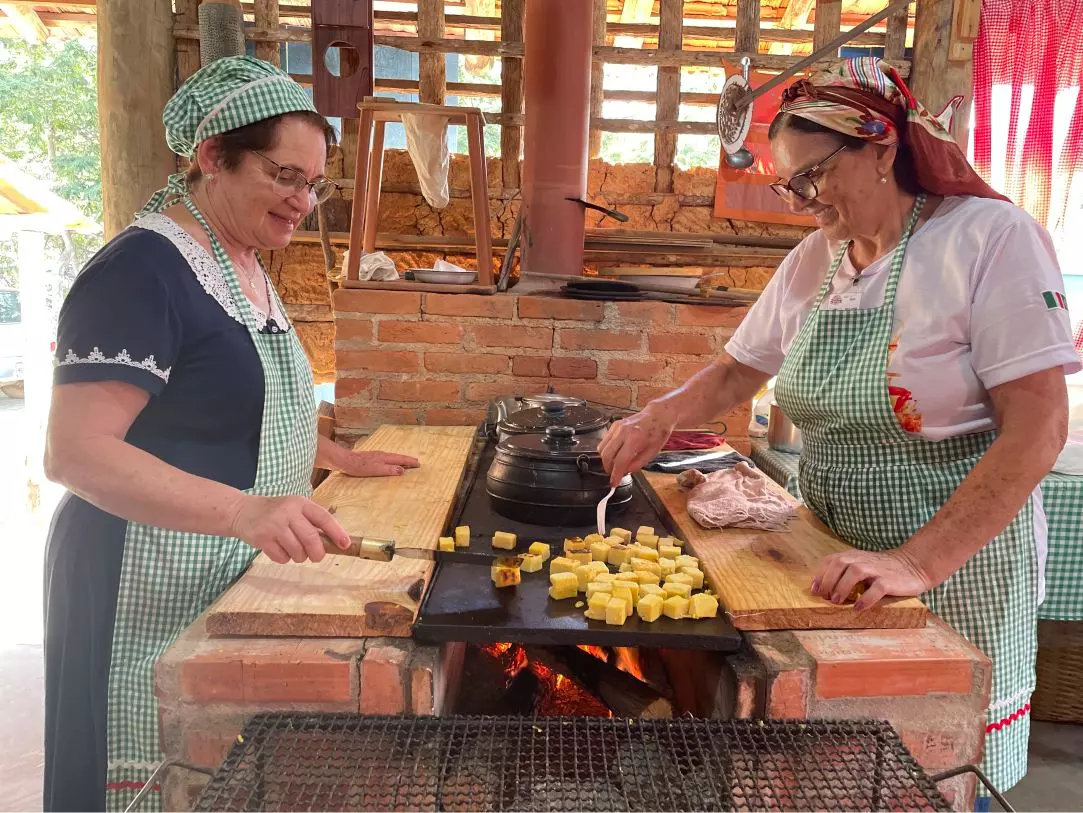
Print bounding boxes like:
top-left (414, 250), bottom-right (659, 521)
top-left (0, 4), bottom-right (49, 42)
top-left (812, 0), bottom-right (842, 51)
top-left (254, 0), bottom-right (279, 65)
top-left (499, 0), bottom-right (523, 188)
top-left (418, 0), bottom-right (445, 104)
top-left (734, 0), bottom-right (760, 53)
top-left (769, 0), bottom-right (814, 55)
top-left (654, 0), bottom-right (682, 194)
top-left (98, 0), bottom-right (176, 239)
top-left (615, 0), bottom-right (654, 47)
top-left (175, 0), bottom-right (201, 82)
top-left (463, 0), bottom-right (496, 71)
top-left (909, 0), bottom-right (970, 146)
top-left (589, 0), bottom-right (607, 158)
top-left (884, 0), bottom-right (910, 60)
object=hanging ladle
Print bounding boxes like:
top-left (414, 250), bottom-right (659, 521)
top-left (717, 0), bottom-right (912, 167)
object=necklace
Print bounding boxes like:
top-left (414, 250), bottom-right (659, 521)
top-left (262, 268), bottom-right (282, 334)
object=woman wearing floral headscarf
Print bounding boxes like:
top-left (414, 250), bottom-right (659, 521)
top-left (601, 57), bottom-right (1079, 797)
top-left (42, 56), bottom-right (418, 811)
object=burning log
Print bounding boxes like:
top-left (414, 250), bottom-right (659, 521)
top-left (525, 646), bottom-right (674, 719)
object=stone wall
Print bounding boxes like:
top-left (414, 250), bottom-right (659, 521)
top-left (332, 289), bottom-right (752, 453)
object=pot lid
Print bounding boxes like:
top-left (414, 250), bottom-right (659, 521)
top-left (521, 393), bottom-right (587, 408)
top-left (498, 425), bottom-right (603, 460)
top-left (500, 401), bottom-right (608, 434)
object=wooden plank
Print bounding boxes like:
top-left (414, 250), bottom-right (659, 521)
top-left (884, 0), bottom-right (909, 61)
top-left (466, 112), bottom-right (494, 285)
top-left (735, 0), bottom-right (761, 53)
top-left (342, 279), bottom-right (498, 294)
top-left (361, 119), bottom-right (386, 254)
top-left (0, 3), bottom-right (48, 41)
top-left (812, 0), bottom-right (842, 50)
top-left (589, 0), bottom-right (607, 158)
top-left (653, 0), bottom-right (682, 194)
top-left (769, 0), bottom-right (815, 55)
top-left (174, 0), bottom-right (202, 82)
top-left (909, 0), bottom-right (971, 143)
top-left (206, 425), bottom-right (477, 638)
top-left (418, 0), bottom-right (445, 104)
top-left (254, 0), bottom-right (279, 64)
top-left (642, 466), bottom-right (928, 631)
top-left (500, 0), bottom-right (523, 187)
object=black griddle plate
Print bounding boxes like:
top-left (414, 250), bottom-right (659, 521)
top-left (413, 441), bottom-right (742, 652)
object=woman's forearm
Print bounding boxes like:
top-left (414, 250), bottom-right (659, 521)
top-left (648, 354), bottom-right (769, 429)
top-left (903, 421), bottom-right (1063, 586)
top-left (316, 433), bottom-right (350, 471)
top-left (46, 436), bottom-right (249, 537)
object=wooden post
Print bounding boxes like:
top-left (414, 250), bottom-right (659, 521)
top-left (500, 0), bottom-right (524, 189)
top-left (735, 0), bottom-right (760, 54)
top-left (884, 0), bottom-right (910, 61)
top-left (346, 107), bottom-right (373, 282)
top-left (909, 0), bottom-right (972, 146)
top-left (254, 0), bottom-right (280, 65)
top-left (175, 0), bottom-right (202, 82)
top-left (812, 0), bottom-right (842, 51)
top-left (361, 119), bottom-right (386, 253)
top-left (653, 0), bottom-right (682, 194)
top-left (418, 0), bottom-right (446, 104)
top-left (589, 0), bottom-right (607, 159)
top-left (467, 113), bottom-right (494, 284)
top-left (98, 0), bottom-right (176, 238)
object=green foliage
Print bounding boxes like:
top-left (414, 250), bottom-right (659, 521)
top-left (0, 37), bottom-right (102, 295)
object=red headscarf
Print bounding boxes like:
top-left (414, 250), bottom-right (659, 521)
top-left (778, 57), bottom-right (1008, 201)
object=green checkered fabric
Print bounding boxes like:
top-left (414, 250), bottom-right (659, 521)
top-left (105, 197), bottom-right (317, 812)
top-left (749, 438), bottom-right (802, 500)
top-left (773, 194), bottom-right (1037, 796)
top-left (138, 55), bottom-right (318, 217)
top-left (1039, 472), bottom-right (1083, 622)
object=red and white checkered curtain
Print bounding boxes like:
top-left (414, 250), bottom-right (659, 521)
top-left (972, 0), bottom-right (1083, 232)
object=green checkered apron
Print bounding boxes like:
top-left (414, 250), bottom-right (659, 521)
top-left (104, 198), bottom-right (317, 811)
top-left (774, 194), bottom-right (1037, 796)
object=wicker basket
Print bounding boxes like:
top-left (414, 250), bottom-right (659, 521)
top-left (1031, 620), bottom-right (1083, 723)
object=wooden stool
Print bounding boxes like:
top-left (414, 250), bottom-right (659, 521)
top-left (346, 99), bottom-right (493, 286)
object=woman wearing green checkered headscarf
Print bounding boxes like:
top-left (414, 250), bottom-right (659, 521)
top-left (42, 56), bottom-right (418, 811)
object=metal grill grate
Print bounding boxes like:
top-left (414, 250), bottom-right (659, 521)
top-left (193, 714), bottom-right (950, 812)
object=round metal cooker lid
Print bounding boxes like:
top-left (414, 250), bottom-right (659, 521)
top-left (497, 425), bottom-right (603, 460)
top-left (500, 402), bottom-right (608, 434)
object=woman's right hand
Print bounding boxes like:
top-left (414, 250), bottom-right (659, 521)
top-left (598, 404), bottom-right (678, 487)
top-left (230, 494), bottom-right (351, 564)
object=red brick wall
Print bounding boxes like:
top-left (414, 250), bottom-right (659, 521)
top-left (332, 289), bottom-right (752, 453)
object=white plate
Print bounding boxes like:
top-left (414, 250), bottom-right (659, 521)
top-left (412, 269), bottom-right (479, 285)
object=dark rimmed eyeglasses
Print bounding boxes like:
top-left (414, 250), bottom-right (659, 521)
top-left (252, 151), bottom-right (340, 204)
top-left (769, 145), bottom-right (847, 202)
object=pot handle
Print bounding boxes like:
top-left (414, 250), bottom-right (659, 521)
top-left (576, 454), bottom-right (591, 474)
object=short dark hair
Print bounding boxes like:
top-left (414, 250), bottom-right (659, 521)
top-left (186, 111), bottom-right (338, 181)
top-left (768, 111), bottom-right (921, 195)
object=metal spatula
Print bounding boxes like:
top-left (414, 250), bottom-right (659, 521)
top-left (320, 534), bottom-right (523, 568)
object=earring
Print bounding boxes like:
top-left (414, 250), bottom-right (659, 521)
top-left (879, 176), bottom-right (888, 184)
top-left (206, 173), bottom-right (216, 182)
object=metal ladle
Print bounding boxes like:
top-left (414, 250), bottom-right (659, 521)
top-left (718, 0), bottom-right (912, 166)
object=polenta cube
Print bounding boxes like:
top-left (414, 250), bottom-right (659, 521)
top-left (603, 535), bottom-right (624, 547)
top-left (594, 572), bottom-right (617, 584)
top-left (658, 544), bottom-right (681, 560)
top-left (630, 557), bottom-right (662, 576)
top-left (662, 594), bottom-right (689, 619)
top-left (640, 583), bottom-right (666, 598)
top-left (549, 571), bottom-right (579, 599)
top-left (438, 536), bottom-right (456, 552)
top-left (637, 594), bottom-right (664, 622)
top-left (586, 581), bottom-right (613, 599)
top-left (607, 545), bottom-right (633, 566)
top-left (491, 564), bottom-right (521, 588)
top-left (618, 562), bottom-right (633, 573)
top-left (635, 571), bottom-right (660, 586)
top-left (635, 525), bottom-right (655, 541)
top-left (454, 526), bottom-right (470, 547)
top-left (493, 531), bottom-right (517, 550)
top-left (567, 550), bottom-right (593, 565)
top-left (520, 554), bottom-right (544, 573)
top-left (576, 562), bottom-right (609, 591)
top-left (584, 533), bottom-right (605, 546)
top-left (610, 527), bottom-right (632, 543)
top-left (663, 581), bottom-right (692, 599)
top-left (528, 541), bottom-right (551, 561)
top-left (689, 592), bottom-right (719, 619)
top-left (675, 555), bottom-right (699, 570)
top-left (680, 567), bottom-right (705, 588)
top-left (667, 572), bottom-right (695, 587)
top-left (585, 591), bottom-right (612, 621)
top-left (637, 534), bottom-right (659, 550)
top-left (563, 537), bottom-right (588, 554)
top-left (591, 542), bottom-right (611, 562)
top-left (659, 558), bottom-right (677, 578)
top-left (613, 580), bottom-right (640, 605)
top-left (611, 586), bottom-right (634, 615)
top-left (549, 556), bottom-right (577, 574)
top-left (605, 596), bottom-right (629, 625)
top-left (629, 545), bottom-right (659, 562)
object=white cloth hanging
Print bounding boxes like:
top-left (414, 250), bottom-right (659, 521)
top-left (401, 113), bottom-right (451, 209)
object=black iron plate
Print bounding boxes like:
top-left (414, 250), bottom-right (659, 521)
top-left (413, 442), bottom-right (742, 652)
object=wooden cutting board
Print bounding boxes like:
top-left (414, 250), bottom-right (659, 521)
top-left (205, 425), bottom-right (477, 638)
top-left (642, 468), bottom-right (928, 631)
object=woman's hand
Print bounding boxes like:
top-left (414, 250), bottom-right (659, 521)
top-left (230, 494), bottom-right (351, 564)
top-left (811, 547), bottom-right (935, 611)
top-left (598, 405), bottom-right (678, 487)
top-left (339, 450), bottom-right (421, 478)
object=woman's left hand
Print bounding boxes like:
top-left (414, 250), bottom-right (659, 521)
top-left (811, 548), bottom-right (935, 611)
top-left (339, 450), bottom-right (421, 478)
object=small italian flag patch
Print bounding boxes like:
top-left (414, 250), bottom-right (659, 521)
top-left (1042, 290), bottom-right (1068, 310)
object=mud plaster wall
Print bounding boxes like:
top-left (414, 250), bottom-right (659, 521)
top-left (269, 150), bottom-right (812, 384)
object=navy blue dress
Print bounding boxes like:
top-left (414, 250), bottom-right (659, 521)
top-left (43, 214), bottom-right (282, 810)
